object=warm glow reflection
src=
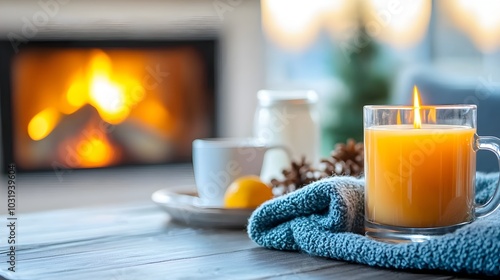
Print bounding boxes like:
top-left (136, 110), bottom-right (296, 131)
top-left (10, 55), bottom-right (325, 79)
top-left (323, 0), bottom-right (357, 40)
top-left (28, 108), bottom-right (60, 141)
top-left (262, 0), bottom-right (431, 50)
top-left (396, 110), bottom-right (402, 125)
top-left (261, 0), bottom-right (342, 51)
top-left (362, 0), bottom-right (432, 48)
top-left (413, 86), bottom-right (422, 129)
top-left (441, 0), bottom-right (500, 52)
top-left (427, 108), bottom-right (436, 124)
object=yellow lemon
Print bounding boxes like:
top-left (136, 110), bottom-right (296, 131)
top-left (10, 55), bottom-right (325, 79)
top-left (224, 175), bottom-right (274, 209)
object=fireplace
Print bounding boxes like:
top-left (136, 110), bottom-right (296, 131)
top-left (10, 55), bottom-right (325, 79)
top-left (0, 40), bottom-right (217, 172)
top-left (0, 0), bottom-right (265, 175)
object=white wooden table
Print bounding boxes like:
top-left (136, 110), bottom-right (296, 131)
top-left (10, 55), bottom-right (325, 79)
top-left (0, 165), bottom-right (486, 279)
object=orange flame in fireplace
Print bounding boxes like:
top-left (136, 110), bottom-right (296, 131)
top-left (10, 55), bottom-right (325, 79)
top-left (28, 107), bottom-right (61, 141)
top-left (76, 135), bottom-right (115, 168)
top-left (28, 50), bottom-right (146, 141)
top-left (86, 51), bottom-right (135, 124)
top-left (13, 46), bottom-right (209, 171)
top-left (59, 119), bottom-right (119, 168)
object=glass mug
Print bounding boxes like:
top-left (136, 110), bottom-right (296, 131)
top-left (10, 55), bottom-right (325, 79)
top-left (364, 105), bottom-right (500, 243)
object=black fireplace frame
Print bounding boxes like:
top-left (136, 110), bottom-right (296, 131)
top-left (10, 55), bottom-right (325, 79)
top-left (0, 39), bottom-right (218, 173)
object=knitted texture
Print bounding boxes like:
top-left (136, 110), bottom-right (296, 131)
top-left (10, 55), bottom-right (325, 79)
top-left (248, 173), bottom-right (500, 276)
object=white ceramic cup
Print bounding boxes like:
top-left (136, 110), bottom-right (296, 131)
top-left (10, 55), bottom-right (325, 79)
top-left (192, 138), bottom-right (290, 207)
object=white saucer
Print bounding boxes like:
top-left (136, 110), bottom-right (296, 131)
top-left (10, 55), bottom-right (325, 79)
top-left (151, 188), bottom-right (255, 229)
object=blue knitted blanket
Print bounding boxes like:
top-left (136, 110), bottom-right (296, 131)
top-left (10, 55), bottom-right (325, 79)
top-left (248, 173), bottom-right (500, 276)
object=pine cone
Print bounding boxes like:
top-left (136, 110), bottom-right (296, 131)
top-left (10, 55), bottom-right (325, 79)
top-left (269, 156), bottom-right (322, 195)
top-left (269, 139), bottom-right (364, 195)
top-left (321, 139), bottom-right (364, 177)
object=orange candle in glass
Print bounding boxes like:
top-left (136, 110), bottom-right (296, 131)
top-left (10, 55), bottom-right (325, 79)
top-left (365, 125), bottom-right (476, 228)
top-left (364, 87), bottom-right (500, 243)
top-left (365, 87), bottom-right (476, 228)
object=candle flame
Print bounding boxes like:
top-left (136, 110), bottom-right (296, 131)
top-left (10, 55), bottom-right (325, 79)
top-left (413, 86), bottom-right (422, 129)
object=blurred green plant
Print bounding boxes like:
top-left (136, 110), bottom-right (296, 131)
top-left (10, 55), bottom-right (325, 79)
top-left (321, 26), bottom-right (393, 155)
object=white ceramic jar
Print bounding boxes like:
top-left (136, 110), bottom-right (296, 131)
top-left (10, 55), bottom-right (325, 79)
top-left (254, 90), bottom-right (320, 182)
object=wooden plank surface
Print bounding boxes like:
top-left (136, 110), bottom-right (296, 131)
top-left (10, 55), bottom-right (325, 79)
top-left (0, 204), bottom-right (487, 280)
top-left (0, 166), bottom-right (490, 279)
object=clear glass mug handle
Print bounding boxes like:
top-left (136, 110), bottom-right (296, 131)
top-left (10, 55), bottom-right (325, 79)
top-left (475, 136), bottom-right (500, 218)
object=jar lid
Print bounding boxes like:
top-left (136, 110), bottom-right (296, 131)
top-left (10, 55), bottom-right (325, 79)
top-left (257, 90), bottom-right (318, 106)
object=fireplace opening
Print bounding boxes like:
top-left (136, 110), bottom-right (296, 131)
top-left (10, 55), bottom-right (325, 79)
top-left (1, 40), bottom-right (217, 172)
